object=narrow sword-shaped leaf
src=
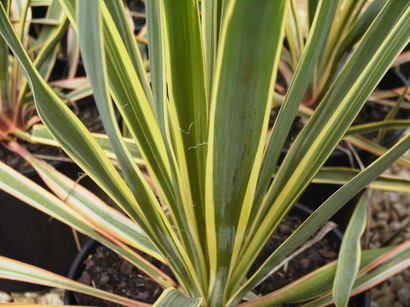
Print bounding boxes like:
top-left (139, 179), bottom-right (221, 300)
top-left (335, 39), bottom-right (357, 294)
top-left (346, 120), bottom-right (410, 135)
top-left (103, 0), bottom-right (154, 110)
top-left (161, 0), bottom-right (208, 284)
top-left (146, 0), bottom-right (167, 133)
top-left (202, 0), bottom-right (223, 98)
top-left (333, 193), bottom-right (368, 307)
top-left (346, 135), bottom-right (410, 168)
top-left (312, 167), bottom-right (410, 192)
top-left (205, 0), bottom-right (287, 304)
top-left (0, 0), bottom-right (10, 114)
top-left (32, 125), bottom-right (143, 164)
top-left (14, 143), bottom-right (160, 260)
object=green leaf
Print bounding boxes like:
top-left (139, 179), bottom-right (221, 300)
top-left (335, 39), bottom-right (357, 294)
top-left (346, 120), bottom-right (410, 136)
top-left (103, 0), bottom-right (154, 109)
top-left (312, 167), bottom-right (410, 192)
top-left (346, 135), bottom-right (410, 168)
top-left (333, 193), bottom-right (368, 307)
top-left (202, 0), bottom-right (223, 98)
top-left (205, 0), bottom-right (287, 303)
top-left (153, 288), bottom-right (203, 307)
top-left (146, 0), bottom-right (167, 133)
top-left (32, 125), bottom-right (143, 164)
top-left (0, 0), bottom-right (10, 114)
top-left (20, 148), bottom-right (160, 261)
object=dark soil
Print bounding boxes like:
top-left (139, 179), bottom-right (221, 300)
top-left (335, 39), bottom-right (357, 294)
top-left (74, 246), bottom-right (168, 306)
top-left (72, 215), bottom-right (341, 307)
top-left (125, 0), bottom-right (146, 33)
top-left (0, 141), bottom-right (63, 171)
top-left (269, 106), bottom-right (304, 149)
top-left (249, 215), bottom-right (339, 298)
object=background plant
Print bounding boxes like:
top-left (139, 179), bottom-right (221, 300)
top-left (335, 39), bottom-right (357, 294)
top-left (279, 0), bottom-right (410, 163)
top-left (0, 1), bottom-right (409, 307)
top-left (0, 0), bottom-right (69, 155)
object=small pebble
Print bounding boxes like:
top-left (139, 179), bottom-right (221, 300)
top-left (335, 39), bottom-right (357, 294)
top-left (390, 278), bottom-right (405, 292)
top-left (121, 261), bottom-right (134, 275)
top-left (0, 292), bottom-right (11, 303)
top-left (403, 269), bottom-right (410, 282)
top-left (377, 212), bottom-right (389, 221)
top-left (393, 203), bottom-right (408, 218)
top-left (13, 296), bottom-right (36, 304)
top-left (389, 193), bottom-right (401, 202)
top-left (45, 292), bottom-right (63, 305)
top-left (100, 272), bottom-right (110, 284)
top-left (397, 286), bottom-right (410, 306)
top-left (279, 224), bottom-right (291, 234)
top-left (377, 295), bottom-right (394, 307)
top-left (35, 296), bottom-right (47, 304)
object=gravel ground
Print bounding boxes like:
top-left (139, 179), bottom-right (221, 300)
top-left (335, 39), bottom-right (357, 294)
top-left (1, 151), bottom-right (409, 306)
top-left (369, 149), bottom-right (410, 307)
top-left (0, 289), bottom-right (63, 305)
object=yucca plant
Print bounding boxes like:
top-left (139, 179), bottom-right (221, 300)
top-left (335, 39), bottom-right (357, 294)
top-left (0, 0), bottom-right (68, 155)
top-left (0, 0), bottom-right (409, 306)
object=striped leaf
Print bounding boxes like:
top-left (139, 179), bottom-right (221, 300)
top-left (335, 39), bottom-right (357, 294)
top-left (31, 125), bottom-right (143, 164)
top-left (313, 167), bottom-right (410, 192)
top-left (333, 193), bottom-right (368, 307)
top-left (205, 0), bottom-right (288, 303)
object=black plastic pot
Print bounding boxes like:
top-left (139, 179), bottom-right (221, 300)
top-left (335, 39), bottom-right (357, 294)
top-left (64, 203), bottom-right (370, 306)
top-left (0, 161), bottom-right (89, 292)
top-left (64, 239), bottom-right (99, 305)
